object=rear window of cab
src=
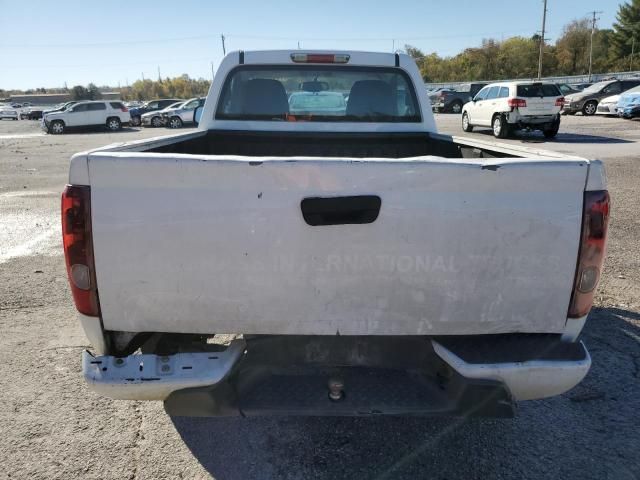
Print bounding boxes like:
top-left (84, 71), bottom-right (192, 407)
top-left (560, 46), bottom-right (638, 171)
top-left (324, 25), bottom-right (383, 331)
top-left (215, 65), bottom-right (421, 123)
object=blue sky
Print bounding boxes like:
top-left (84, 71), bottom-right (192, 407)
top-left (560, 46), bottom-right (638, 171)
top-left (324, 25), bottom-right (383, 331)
top-left (0, 0), bottom-right (624, 89)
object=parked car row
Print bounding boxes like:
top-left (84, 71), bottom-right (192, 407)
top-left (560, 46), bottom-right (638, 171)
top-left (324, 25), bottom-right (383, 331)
top-left (0, 101), bottom-right (77, 122)
top-left (35, 97), bottom-right (205, 134)
top-left (139, 97), bottom-right (205, 128)
top-left (431, 77), bottom-right (640, 120)
top-left (562, 79), bottom-right (640, 116)
top-left (428, 82), bottom-right (584, 114)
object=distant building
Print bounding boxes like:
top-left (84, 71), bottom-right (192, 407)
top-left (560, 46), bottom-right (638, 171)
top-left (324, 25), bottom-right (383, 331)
top-left (100, 92), bottom-right (122, 100)
top-left (9, 93), bottom-right (70, 104)
top-left (8, 91), bottom-right (121, 104)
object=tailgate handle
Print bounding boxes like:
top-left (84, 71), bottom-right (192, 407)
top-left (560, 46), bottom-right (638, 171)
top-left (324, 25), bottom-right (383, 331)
top-left (301, 196), bottom-right (381, 226)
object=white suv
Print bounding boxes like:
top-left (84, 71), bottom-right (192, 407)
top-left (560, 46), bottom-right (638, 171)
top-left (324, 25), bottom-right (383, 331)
top-left (42, 100), bottom-right (131, 134)
top-left (461, 82), bottom-right (563, 138)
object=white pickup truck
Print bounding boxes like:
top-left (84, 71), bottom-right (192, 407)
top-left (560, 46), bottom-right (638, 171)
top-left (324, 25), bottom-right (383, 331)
top-left (64, 50), bottom-right (609, 417)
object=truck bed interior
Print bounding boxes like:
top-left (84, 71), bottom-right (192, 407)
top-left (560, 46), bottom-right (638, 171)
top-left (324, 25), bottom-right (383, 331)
top-left (146, 130), bottom-right (515, 159)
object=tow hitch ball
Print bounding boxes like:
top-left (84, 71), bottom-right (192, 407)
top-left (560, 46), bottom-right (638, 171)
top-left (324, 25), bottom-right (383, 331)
top-left (328, 377), bottom-right (344, 401)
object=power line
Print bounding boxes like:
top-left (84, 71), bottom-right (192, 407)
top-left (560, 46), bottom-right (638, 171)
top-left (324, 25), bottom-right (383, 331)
top-left (0, 29), bottom-right (553, 49)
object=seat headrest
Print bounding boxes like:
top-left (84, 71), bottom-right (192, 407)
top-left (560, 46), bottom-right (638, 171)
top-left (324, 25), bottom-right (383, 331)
top-left (346, 80), bottom-right (395, 117)
top-left (240, 79), bottom-right (289, 116)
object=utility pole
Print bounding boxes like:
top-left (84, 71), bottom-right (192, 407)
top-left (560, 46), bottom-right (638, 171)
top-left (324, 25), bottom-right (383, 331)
top-left (221, 34), bottom-right (226, 56)
top-left (588, 10), bottom-right (602, 82)
top-left (157, 66), bottom-right (161, 82)
top-left (537, 0), bottom-right (547, 79)
top-left (141, 72), bottom-right (145, 82)
top-left (631, 37), bottom-right (636, 72)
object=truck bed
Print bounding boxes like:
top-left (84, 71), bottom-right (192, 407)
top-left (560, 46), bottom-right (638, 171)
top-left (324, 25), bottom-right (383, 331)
top-left (76, 130), bottom-right (590, 337)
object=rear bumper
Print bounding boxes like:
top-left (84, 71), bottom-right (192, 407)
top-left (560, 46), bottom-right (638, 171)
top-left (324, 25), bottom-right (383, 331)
top-left (596, 104), bottom-right (617, 115)
top-left (82, 340), bottom-right (246, 400)
top-left (506, 113), bottom-right (558, 126)
top-left (82, 334), bottom-right (591, 417)
top-left (432, 339), bottom-right (590, 401)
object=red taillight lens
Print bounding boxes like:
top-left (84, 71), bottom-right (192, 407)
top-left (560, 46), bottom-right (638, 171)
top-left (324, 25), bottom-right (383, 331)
top-left (555, 97), bottom-right (565, 107)
top-left (507, 98), bottom-right (527, 108)
top-left (290, 53), bottom-right (350, 63)
top-left (121, 106), bottom-right (128, 112)
top-left (61, 185), bottom-right (100, 317)
top-left (568, 190), bottom-right (610, 318)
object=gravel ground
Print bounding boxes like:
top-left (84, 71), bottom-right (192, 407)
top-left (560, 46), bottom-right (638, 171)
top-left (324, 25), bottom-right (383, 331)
top-left (0, 116), bottom-right (639, 479)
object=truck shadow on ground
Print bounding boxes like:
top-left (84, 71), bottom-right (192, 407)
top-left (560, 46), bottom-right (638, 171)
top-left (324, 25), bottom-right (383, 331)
top-left (471, 128), bottom-right (633, 144)
top-left (60, 126), bottom-right (142, 136)
top-left (170, 306), bottom-right (640, 480)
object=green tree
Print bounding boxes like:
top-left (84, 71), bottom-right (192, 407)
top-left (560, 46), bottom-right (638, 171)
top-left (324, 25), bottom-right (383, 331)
top-left (496, 37), bottom-right (538, 78)
top-left (592, 29), bottom-right (615, 72)
top-left (122, 74), bottom-right (211, 101)
top-left (70, 85), bottom-right (89, 100)
top-left (555, 19), bottom-right (591, 74)
top-left (610, 0), bottom-right (640, 69)
top-left (87, 83), bottom-right (101, 100)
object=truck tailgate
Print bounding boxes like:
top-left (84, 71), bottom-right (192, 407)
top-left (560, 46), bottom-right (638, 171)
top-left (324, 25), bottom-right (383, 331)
top-left (88, 153), bottom-right (588, 335)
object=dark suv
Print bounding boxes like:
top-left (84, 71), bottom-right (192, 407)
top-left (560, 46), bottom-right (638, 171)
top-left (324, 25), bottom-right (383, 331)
top-left (129, 99), bottom-right (182, 126)
top-left (562, 79), bottom-right (640, 115)
top-left (430, 83), bottom-right (487, 114)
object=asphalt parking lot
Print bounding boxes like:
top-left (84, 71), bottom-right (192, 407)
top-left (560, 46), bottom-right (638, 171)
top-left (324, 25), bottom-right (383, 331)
top-left (1, 116), bottom-right (639, 480)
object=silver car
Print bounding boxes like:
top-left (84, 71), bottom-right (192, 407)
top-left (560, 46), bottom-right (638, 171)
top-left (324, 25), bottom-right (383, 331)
top-left (163, 97), bottom-right (205, 128)
top-left (141, 102), bottom-right (184, 127)
top-left (0, 106), bottom-right (19, 120)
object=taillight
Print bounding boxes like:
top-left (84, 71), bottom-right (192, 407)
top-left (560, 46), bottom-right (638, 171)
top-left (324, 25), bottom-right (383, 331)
top-left (568, 190), bottom-right (610, 318)
top-left (290, 53), bottom-right (350, 63)
top-left (555, 97), bottom-right (565, 107)
top-left (507, 98), bottom-right (527, 108)
top-left (121, 106), bottom-right (128, 112)
top-left (61, 185), bottom-right (100, 317)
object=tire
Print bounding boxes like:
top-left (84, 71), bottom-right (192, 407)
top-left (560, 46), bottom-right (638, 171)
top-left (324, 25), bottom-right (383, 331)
top-left (582, 101), bottom-right (597, 116)
top-left (131, 115), bottom-right (141, 127)
top-left (450, 101), bottom-right (463, 114)
top-left (492, 114), bottom-right (510, 139)
top-left (543, 118), bottom-right (560, 139)
top-left (168, 116), bottom-right (183, 129)
top-left (151, 116), bottom-right (162, 128)
top-left (49, 120), bottom-right (65, 134)
top-left (461, 112), bottom-right (473, 132)
top-left (106, 117), bottom-right (122, 131)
